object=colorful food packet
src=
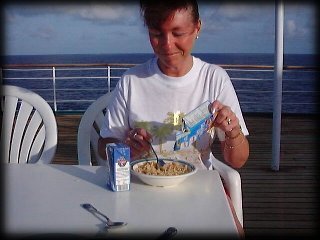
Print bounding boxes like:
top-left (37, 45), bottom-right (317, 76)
top-left (174, 101), bottom-right (216, 151)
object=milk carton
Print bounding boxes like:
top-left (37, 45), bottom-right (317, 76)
top-left (174, 101), bottom-right (215, 151)
top-left (106, 143), bottom-right (130, 191)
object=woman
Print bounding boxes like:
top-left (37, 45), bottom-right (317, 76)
top-left (98, 0), bottom-right (249, 170)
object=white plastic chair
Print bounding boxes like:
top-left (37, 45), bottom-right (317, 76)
top-left (1, 85), bottom-right (58, 164)
top-left (210, 154), bottom-right (243, 227)
top-left (77, 93), bottom-right (243, 226)
top-left (77, 93), bottom-right (112, 166)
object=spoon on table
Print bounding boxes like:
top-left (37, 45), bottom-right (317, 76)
top-left (148, 141), bottom-right (166, 167)
top-left (81, 203), bottom-right (127, 229)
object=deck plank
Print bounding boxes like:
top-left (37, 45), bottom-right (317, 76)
top-left (52, 113), bottom-right (319, 237)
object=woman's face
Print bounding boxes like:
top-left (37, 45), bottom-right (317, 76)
top-left (148, 7), bottom-right (201, 76)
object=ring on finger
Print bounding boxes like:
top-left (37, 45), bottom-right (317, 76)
top-left (130, 130), bottom-right (138, 139)
top-left (227, 118), bottom-right (232, 125)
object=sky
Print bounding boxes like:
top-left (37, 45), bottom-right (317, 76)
top-left (2, 1), bottom-right (318, 55)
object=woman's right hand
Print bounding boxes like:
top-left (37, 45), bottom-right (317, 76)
top-left (124, 128), bottom-right (153, 160)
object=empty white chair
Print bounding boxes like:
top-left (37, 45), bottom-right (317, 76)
top-left (1, 85), bottom-right (58, 163)
top-left (77, 93), bottom-right (112, 166)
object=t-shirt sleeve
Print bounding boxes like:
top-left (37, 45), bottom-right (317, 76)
top-left (99, 76), bottom-right (130, 141)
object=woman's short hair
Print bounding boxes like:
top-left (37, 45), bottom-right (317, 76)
top-left (140, 0), bottom-right (200, 29)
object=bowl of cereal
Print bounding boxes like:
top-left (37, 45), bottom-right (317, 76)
top-left (130, 158), bottom-right (197, 187)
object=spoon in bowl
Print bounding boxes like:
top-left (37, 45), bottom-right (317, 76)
top-left (148, 141), bottom-right (166, 167)
top-left (81, 203), bottom-right (127, 229)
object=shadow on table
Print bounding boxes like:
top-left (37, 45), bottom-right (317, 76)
top-left (48, 164), bottom-right (110, 190)
top-left (48, 164), bottom-right (146, 191)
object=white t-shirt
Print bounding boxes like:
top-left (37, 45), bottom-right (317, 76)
top-left (100, 56), bottom-right (249, 169)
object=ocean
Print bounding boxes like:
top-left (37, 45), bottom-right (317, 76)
top-left (2, 53), bottom-right (319, 114)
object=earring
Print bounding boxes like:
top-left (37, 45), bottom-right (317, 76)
top-left (196, 35), bottom-right (199, 39)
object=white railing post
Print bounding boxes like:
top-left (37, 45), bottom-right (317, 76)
top-left (107, 66), bottom-right (111, 93)
top-left (271, 0), bottom-right (284, 171)
top-left (52, 67), bottom-right (57, 112)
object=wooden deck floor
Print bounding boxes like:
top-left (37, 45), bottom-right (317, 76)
top-left (53, 113), bottom-right (319, 238)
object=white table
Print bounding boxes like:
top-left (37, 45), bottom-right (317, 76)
top-left (4, 163), bottom-right (238, 238)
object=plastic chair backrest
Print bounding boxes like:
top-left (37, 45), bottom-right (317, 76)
top-left (77, 93), bottom-right (112, 166)
top-left (1, 85), bottom-right (57, 164)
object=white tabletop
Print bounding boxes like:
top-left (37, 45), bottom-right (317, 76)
top-left (4, 163), bottom-right (238, 238)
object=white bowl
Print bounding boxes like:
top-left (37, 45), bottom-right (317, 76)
top-left (130, 158), bottom-right (197, 187)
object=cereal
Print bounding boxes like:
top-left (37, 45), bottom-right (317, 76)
top-left (135, 161), bottom-right (191, 176)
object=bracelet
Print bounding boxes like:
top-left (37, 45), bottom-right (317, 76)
top-left (225, 128), bottom-right (242, 140)
top-left (224, 134), bottom-right (245, 150)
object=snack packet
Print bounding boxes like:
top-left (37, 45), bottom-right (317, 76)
top-left (174, 101), bottom-right (216, 151)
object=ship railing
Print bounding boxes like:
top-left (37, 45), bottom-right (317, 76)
top-left (1, 63), bottom-right (318, 114)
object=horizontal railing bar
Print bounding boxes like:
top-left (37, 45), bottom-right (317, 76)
top-left (1, 63), bottom-right (136, 68)
top-left (4, 77), bottom-right (314, 82)
top-left (34, 89), bottom-right (317, 93)
top-left (52, 101), bottom-right (317, 105)
top-left (221, 64), bottom-right (319, 70)
top-left (232, 79), bottom-right (318, 82)
top-left (3, 77), bottom-right (53, 80)
top-left (30, 88), bottom-right (108, 91)
top-left (2, 67), bottom-right (128, 72)
top-left (50, 99), bottom-right (318, 104)
top-left (2, 63), bottom-right (319, 70)
top-left (235, 90), bottom-right (319, 93)
top-left (52, 76), bottom-right (120, 80)
top-left (241, 100), bottom-right (318, 105)
top-left (226, 68), bottom-right (274, 72)
top-left (3, 68), bottom-right (52, 71)
top-left (3, 79), bottom-right (315, 83)
top-left (2, 76), bottom-right (121, 80)
top-left (52, 67), bottom-right (129, 71)
top-left (55, 100), bottom-right (99, 103)
top-left (231, 78), bottom-right (274, 81)
top-left (56, 67), bottom-right (111, 70)
top-left (30, 89), bottom-right (318, 93)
